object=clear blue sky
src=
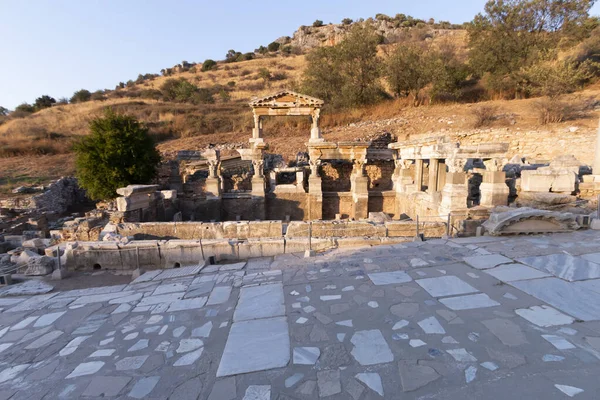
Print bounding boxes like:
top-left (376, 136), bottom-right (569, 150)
top-left (1, 0), bottom-right (599, 109)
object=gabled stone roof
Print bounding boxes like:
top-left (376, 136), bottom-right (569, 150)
top-left (249, 90), bottom-right (324, 108)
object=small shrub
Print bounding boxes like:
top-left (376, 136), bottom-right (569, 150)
top-left (240, 69), bottom-right (251, 76)
top-left (15, 103), bottom-right (35, 113)
top-left (219, 90), bottom-right (231, 103)
top-left (201, 59), bottom-right (217, 72)
top-left (91, 90), bottom-right (106, 101)
top-left (227, 81), bottom-right (236, 87)
top-left (534, 97), bottom-right (577, 125)
top-left (313, 20), bottom-right (324, 27)
top-left (472, 105), bottom-right (498, 128)
top-left (267, 41), bottom-right (280, 52)
top-left (34, 95), bottom-right (56, 111)
top-left (342, 18), bottom-right (353, 25)
top-left (70, 89), bottom-right (92, 103)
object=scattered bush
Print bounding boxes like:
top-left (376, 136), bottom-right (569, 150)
top-left (70, 89), bottom-right (92, 103)
top-left (91, 90), bottom-right (107, 101)
top-left (202, 59), bottom-right (218, 72)
top-left (313, 20), bottom-right (324, 27)
top-left (15, 103), bottom-right (35, 113)
top-left (534, 97), bottom-right (577, 124)
top-left (342, 18), bottom-right (353, 25)
top-left (34, 95), bottom-right (56, 111)
top-left (267, 41), bottom-right (280, 52)
top-left (472, 105), bottom-right (498, 128)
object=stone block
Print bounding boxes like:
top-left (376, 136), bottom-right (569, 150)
top-left (116, 185), bottom-right (160, 197)
top-left (160, 190), bottom-right (177, 200)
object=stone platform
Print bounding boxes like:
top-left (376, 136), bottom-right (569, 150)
top-left (2, 231), bottom-right (600, 398)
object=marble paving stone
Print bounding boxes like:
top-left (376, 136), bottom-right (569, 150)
top-left (167, 297), bottom-right (207, 312)
top-left (482, 318), bottom-right (528, 346)
top-left (439, 293), bottom-right (500, 310)
top-left (296, 380), bottom-right (316, 397)
top-left (116, 355), bottom-right (149, 371)
top-left (442, 336), bottom-right (459, 344)
top-left (446, 348), bottom-right (477, 362)
top-left (480, 361), bottom-right (499, 371)
top-left (192, 322), bottom-right (213, 338)
top-left (33, 311), bottom-right (65, 328)
top-left (207, 286), bottom-right (232, 305)
top-left (154, 265), bottom-right (202, 281)
top-left (416, 276), bottom-right (479, 298)
top-left (128, 376), bottom-right (160, 399)
top-left (554, 384), bottom-right (584, 397)
top-left (368, 271), bottom-right (412, 286)
top-left (511, 277), bottom-right (600, 321)
top-left (517, 253), bottom-right (600, 281)
top-left (128, 339), bottom-right (149, 352)
top-left (174, 348), bottom-right (204, 366)
top-left (25, 330), bottom-right (63, 350)
top-left (208, 377), bottom-right (236, 400)
top-left (398, 360), bottom-right (440, 392)
top-left (0, 364), bottom-right (30, 384)
top-left (573, 279), bottom-right (600, 295)
top-left (82, 376), bottom-right (131, 397)
top-left (350, 329), bottom-right (394, 365)
top-left (409, 339), bottom-right (427, 347)
top-left (393, 320), bottom-right (409, 330)
top-left (465, 366), bottom-right (477, 383)
top-left (71, 291), bottom-right (135, 305)
top-left (11, 316), bottom-right (38, 331)
top-left (321, 295), bottom-right (342, 301)
top-left (131, 270), bottom-right (162, 284)
top-left (177, 338), bottom-right (204, 353)
top-left (485, 263), bottom-right (552, 282)
top-left (390, 303), bottom-right (419, 318)
top-left (285, 373), bottom-right (304, 388)
top-left (355, 372), bottom-right (384, 396)
top-left (108, 293), bottom-right (143, 304)
top-left (515, 305), bottom-right (575, 327)
top-left (89, 349), bottom-right (115, 357)
top-left (542, 334), bottom-right (576, 350)
top-left (418, 316), bottom-right (446, 334)
top-left (137, 292), bottom-right (185, 307)
top-left (242, 385), bottom-right (270, 400)
top-left (217, 316), bottom-right (289, 377)
top-left (154, 282), bottom-right (189, 296)
top-left (60, 336), bottom-right (90, 356)
top-left (317, 370), bottom-right (341, 397)
top-left (463, 254), bottom-right (513, 270)
top-left (65, 361), bottom-right (104, 378)
top-left (543, 354), bottom-right (565, 362)
top-left (233, 283), bottom-right (285, 322)
top-left (112, 304), bottom-right (131, 314)
top-left (293, 347), bottom-right (320, 365)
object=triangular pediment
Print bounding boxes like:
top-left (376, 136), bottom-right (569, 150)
top-left (249, 90), bottom-right (324, 108)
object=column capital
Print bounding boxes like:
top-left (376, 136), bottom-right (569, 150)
top-left (483, 158), bottom-right (508, 172)
top-left (446, 158), bottom-right (467, 173)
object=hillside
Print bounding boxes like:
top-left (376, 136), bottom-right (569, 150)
top-left (0, 9), bottom-right (599, 195)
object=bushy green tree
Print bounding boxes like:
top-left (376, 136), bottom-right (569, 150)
top-left (15, 103), bottom-right (35, 113)
top-left (302, 24), bottom-right (384, 108)
top-left (74, 109), bottom-right (161, 200)
top-left (160, 78), bottom-right (200, 102)
top-left (201, 59), bottom-right (217, 72)
top-left (386, 44), bottom-right (432, 105)
top-left (34, 95), bottom-right (56, 111)
top-left (70, 89), bottom-right (92, 103)
top-left (267, 41), bottom-right (281, 52)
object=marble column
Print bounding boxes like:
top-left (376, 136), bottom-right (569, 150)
top-left (308, 159), bottom-right (323, 220)
top-left (414, 159), bottom-right (424, 192)
top-left (204, 160), bottom-right (222, 198)
top-left (309, 108), bottom-right (324, 142)
top-left (428, 158), bottom-right (440, 193)
top-left (252, 113), bottom-right (262, 140)
top-left (351, 159), bottom-right (369, 220)
top-left (480, 158), bottom-right (509, 207)
top-left (440, 158), bottom-right (468, 211)
top-left (393, 159), bottom-right (414, 193)
top-left (251, 159), bottom-right (266, 220)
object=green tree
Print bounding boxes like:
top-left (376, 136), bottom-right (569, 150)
top-left (313, 20), bottom-right (324, 27)
top-left (74, 109), bottom-right (161, 200)
top-left (302, 24), bottom-right (383, 108)
top-left (70, 89), bottom-right (92, 103)
top-left (267, 41), bottom-right (280, 52)
top-left (201, 59), bottom-right (217, 72)
top-left (15, 103), bottom-right (35, 113)
top-left (34, 95), bottom-right (56, 111)
top-left (342, 18), bottom-right (353, 25)
top-left (386, 44), bottom-right (432, 105)
top-left (160, 78), bottom-right (199, 102)
top-left (0, 106), bottom-right (9, 116)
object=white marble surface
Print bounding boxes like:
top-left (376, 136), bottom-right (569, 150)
top-left (368, 271), bottom-right (412, 286)
top-left (511, 277), bottom-right (600, 321)
top-left (416, 276), bottom-right (479, 298)
top-left (217, 316), bottom-right (290, 377)
top-left (517, 253), bottom-right (600, 281)
top-left (463, 254), bottom-right (513, 270)
top-left (350, 329), bottom-right (394, 366)
top-left (439, 293), bottom-right (500, 311)
top-left (542, 334), bottom-right (575, 350)
top-left (418, 316), bottom-right (446, 334)
top-left (484, 263), bottom-right (552, 282)
top-left (293, 347), bottom-right (320, 365)
top-left (446, 348), bottom-right (477, 362)
top-left (515, 305), bottom-right (575, 327)
top-left (233, 283), bottom-right (285, 322)
top-left (355, 373), bottom-right (384, 396)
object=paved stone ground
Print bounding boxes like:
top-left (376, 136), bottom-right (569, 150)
top-left (2, 231), bottom-right (600, 399)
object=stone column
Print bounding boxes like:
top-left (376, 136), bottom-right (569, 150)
top-left (440, 158), bottom-right (468, 211)
top-left (594, 118), bottom-right (600, 175)
top-left (251, 159), bottom-right (266, 220)
top-left (252, 113), bottom-right (262, 140)
top-left (428, 159), bottom-right (440, 193)
top-left (351, 159), bottom-right (369, 220)
top-left (392, 159), bottom-right (413, 193)
top-left (414, 159), bottom-right (424, 192)
top-left (204, 160), bottom-right (222, 198)
top-left (309, 108), bottom-right (323, 142)
top-left (480, 158), bottom-right (509, 207)
top-left (308, 159), bottom-right (323, 220)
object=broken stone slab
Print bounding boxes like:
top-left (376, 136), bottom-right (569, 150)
top-left (22, 256), bottom-right (56, 276)
top-left (482, 207), bottom-right (579, 236)
top-left (116, 185), bottom-right (160, 197)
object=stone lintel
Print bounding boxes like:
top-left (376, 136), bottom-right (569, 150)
top-left (116, 185), bottom-right (160, 197)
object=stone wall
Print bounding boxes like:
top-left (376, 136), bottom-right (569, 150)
top-left (266, 193), bottom-right (308, 221)
top-left (320, 162), bottom-right (352, 192)
top-left (436, 128), bottom-right (597, 165)
top-left (322, 192), bottom-right (353, 220)
top-left (366, 161), bottom-right (394, 191)
top-left (115, 221), bottom-right (283, 240)
top-left (367, 192), bottom-right (396, 215)
top-left (0, 177), bottom-right (88, 213)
